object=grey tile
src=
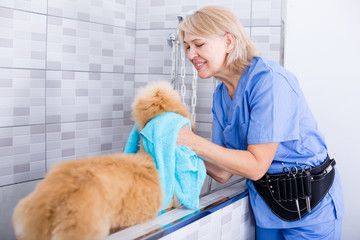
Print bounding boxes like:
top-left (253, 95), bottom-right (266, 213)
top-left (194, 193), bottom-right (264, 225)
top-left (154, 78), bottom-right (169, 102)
top-left (0, 38), bottom-right (13, 48)
top-left (14, 163), bottom-right (30, 174)
top-left (31, 134), bottom-right (45, 144)
top-left (13, 107), bottom-right (30, 116)
top-left (0, 78), bottom-right (12, 88)
top-left (62, 148), bottom-right (75, 157)
top-left (14, 145), bottom-right (30, 155)
top-left (0, 8), bottom-right (14, 18)
top-left (62, 71), bottom-right (75, 79)
top-left (200, 213), bottom-right (211, 226)
top-left (101, 120), bottom-right (112, 128)
top-left (30, 169), bottom-right (45, 179)
top-left (89, 64), bottom-right (102, 71)
top-left (77, 12), bottom-right (90, 21)
top-left (149, 67), bottom-right (163, 74)
top-left (186, 231), bottom-right (198, 240)
top-left (31, 70), bottom-right (46, 78)
top-left (30, 125), bottom-right (45, 134)
top-left (62, 132), bottom-right (75, 140)
top-left (102, 49), bottom-right (114, 56)
top-left (125, 29), bottom-right (135, 37)
top-left (252, 35), bottom-right (270, 43)
top-left (0, 138), bottom-right (13, 148)
top-left (47, 80), bottom-right (62, 88)
top-left (113, 65), bottom-right (124, 72)
top-left (150, 22), bottom-right (164, 28)
top-left (136, 38), bottom-right (148, 44)
top-left (46, 115), bottom-right (62, 123)
top-left (76, 113), bottom-right (88, 121)
top-left (31, 32), bottom-right (46, 42)
top-left (0, 166), bottom-right (13, 177)
top-left (47, 124), bottom-right (61, 133)
top-left (149, 45), bottom-right (164, 51)
top-left (0, 180), bottom-right (40, 240)
top-left (244, 211), bottom-right (250, 223)
top-left (115, 11), bottom-right (125, 20)
top-left (76, 89), bottom-right (88, 96)
top-left (47, 61), bottom-right (62, 69)
top-left (63, 45), bottom-right (76, 53)
top-left (31, 51), bottom-right (46, 60)
top-left (101, 143), bottom-right (112, 151)
top-left (150, 0), bottom-right (165, 7)
top-left (222, 212), bottom-right (232, 224)
top-left (113, 104), bottom-right (123, 111)
top-left (103, 25), bottom-right (114, 34)
top-left (125, 58), bottom-right (135, 65)
top-left (0, 147), bottom-right (12, 158)
top-left (63, 28), bottom-right (76, 36)
top-left (270, 43), bottom-right (280, 51)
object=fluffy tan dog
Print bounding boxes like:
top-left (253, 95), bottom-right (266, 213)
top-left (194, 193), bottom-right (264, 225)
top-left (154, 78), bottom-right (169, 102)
top-left (12, 81), bottom-right (193, 240)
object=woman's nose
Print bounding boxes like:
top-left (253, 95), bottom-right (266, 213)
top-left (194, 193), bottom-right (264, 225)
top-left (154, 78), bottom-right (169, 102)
top-left (187, 47), bottom-right (198, 61)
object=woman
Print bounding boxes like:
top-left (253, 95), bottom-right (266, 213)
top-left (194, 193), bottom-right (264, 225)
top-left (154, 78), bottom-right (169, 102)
top-left (176, 5), bottom-right (343, 240)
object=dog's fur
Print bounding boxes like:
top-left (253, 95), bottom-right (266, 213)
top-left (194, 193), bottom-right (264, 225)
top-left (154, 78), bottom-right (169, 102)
top-left (131, 81), bottom-right (194, 131)
top-left (12, 81), bottom-right (193, 240)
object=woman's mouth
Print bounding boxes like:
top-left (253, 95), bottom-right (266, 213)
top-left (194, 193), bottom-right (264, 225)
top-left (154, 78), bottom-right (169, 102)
top-left (194, 62), bottom-right (205, 71)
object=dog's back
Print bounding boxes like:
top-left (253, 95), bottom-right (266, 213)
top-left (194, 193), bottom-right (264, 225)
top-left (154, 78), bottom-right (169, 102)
top-left (13, 152), bottom-right (162, 240)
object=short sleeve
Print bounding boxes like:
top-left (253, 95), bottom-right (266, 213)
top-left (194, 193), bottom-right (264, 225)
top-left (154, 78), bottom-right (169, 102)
top-left (212, 111), bottom-right (224, 146)
top-left (247, 71), bottom-right (300, 144)
top-left (211, 85), bottom-right (225, 146)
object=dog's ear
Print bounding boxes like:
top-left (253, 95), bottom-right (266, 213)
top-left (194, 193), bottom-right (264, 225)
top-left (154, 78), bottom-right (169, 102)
top-left (131, 81), bottom-right (194, 131)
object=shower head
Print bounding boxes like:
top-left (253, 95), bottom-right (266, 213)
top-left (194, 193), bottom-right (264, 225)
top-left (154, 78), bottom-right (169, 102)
top-left (177, 16), bottom-right (183, 23)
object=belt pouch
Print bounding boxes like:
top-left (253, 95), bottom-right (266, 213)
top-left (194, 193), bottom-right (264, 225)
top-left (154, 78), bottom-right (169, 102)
top-left (253, 157), bottom-right (336, 222)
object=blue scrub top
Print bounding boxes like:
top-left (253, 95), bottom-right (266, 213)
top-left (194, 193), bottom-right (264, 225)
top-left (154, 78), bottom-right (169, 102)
top-left (212, 57), bottom-right (344, 228)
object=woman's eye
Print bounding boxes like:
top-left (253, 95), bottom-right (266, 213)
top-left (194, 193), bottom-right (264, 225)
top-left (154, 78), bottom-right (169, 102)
top-left (196, 43), bottom-right (204, 48)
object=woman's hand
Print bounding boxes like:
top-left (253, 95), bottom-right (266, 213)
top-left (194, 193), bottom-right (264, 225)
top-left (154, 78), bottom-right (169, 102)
top-left (177, 124), bottom-right (233, 183)
top-left (176, 124), bottom-right (195, 149)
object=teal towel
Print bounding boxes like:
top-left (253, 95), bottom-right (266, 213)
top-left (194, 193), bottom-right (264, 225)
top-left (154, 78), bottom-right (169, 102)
top-left (124, 123), bottom-right (140, 153)
top-left (124, 112), bottom-right (206, 210)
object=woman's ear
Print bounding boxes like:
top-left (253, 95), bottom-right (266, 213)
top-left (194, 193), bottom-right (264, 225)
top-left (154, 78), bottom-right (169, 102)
top-left (224, 33), bottom-right (235, 53)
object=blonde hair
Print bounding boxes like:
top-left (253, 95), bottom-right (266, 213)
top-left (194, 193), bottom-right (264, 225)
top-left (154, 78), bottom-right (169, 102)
top-left (178, 6), bottom-right (259, 74)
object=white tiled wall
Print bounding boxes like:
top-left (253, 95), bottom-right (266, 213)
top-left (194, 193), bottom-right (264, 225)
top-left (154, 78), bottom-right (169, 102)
top-left (0, 0), bottom-right (135, 188)
top-left (0, 0), bottom-right (283, 238)
top-left (160, 197), bottom-right (255, 240)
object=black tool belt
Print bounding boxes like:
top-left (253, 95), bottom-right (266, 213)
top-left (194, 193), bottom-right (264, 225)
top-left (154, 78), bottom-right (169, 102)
top-left (253, 156), bottom-right (336, 222)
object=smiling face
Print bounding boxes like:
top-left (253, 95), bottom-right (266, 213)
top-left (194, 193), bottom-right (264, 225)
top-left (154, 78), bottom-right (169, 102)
top-left (183, 32), bottom-right (229, 79)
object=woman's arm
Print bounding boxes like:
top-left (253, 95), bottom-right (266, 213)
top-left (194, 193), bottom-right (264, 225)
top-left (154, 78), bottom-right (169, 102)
top-left (177, 125), bottom-right (278, 181)
top-left (204, 161), bottom-right (233, 183)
